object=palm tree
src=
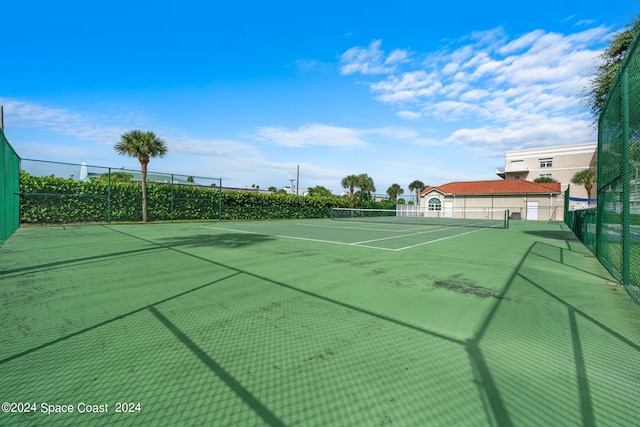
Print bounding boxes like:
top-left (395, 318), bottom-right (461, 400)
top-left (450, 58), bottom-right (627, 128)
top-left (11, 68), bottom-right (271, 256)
top-left (115, 130), bottom-right (168, 222)
top-left (571, 168), bottom-right (597, 201)
top-left (341, 174), bottom-right (359, 198)
top-left (356, 173), bottom-right (376, 200)
top-left (408, 180), bottom-right (425, 205)
top-left (386, 183), bottom-right (404, 202)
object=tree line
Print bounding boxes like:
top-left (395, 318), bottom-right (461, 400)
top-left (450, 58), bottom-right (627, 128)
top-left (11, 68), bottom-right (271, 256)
top-left (340, 174), bottom-right (425, 204)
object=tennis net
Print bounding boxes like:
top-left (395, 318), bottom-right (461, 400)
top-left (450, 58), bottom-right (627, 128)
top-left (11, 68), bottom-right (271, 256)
top-left (331, 208), bottom-right (510, 229)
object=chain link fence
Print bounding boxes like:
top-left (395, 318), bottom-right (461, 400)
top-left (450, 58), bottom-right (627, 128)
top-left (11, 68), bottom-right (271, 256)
top-left (18, 159), bottom-right (360, 225)
top-left (1, 130), bottom-right (20, 244)
top-left (20, 159), bottom-right (223, 224)
top-left (593, 30), bottom-right (640, 303)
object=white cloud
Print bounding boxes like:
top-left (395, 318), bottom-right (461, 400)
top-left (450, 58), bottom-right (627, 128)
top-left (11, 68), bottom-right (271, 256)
top-left (0, 98), bottom-right (149, 145)
top-left (169, 137), bottom-right (262, 158)
top-left (447, 116), bottom-right (592, 153)
top-left (499, 29), bottom-right (547, 54)
top-left (339, 25), bottom-right (609, 153)
top-left (371, 71), bottom-right (442, 103)
top-left (339, 40), bottom-right (410, 75)
top-left (430, 101), bottom-right (482, 120)
top-left (385, 48), bottom-right (410, 66)
top-left (396, 110), bottom-right (422, 120)
top-left (294, 58), bottom-right (320, 72)
top-left (255, 123), bottom-right (370, 149)
top-left (459, 89), bottom-right (490, 102)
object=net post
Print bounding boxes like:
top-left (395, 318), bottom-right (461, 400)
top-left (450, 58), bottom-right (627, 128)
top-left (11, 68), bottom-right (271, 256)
top-left (107, 168), bottom-right (112, 225)
top-left (621, 70), bottom-right (631, 287)
top-left (505, 210), bottom-right (510, 229)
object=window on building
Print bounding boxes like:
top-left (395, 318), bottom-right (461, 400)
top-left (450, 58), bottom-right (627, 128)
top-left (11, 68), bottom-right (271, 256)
top-left (428, 197), bottom-right (442, 211)
top-left (540, 173), bottom-right (552, 178)
top-left (539, 158), bottom-right (553, 168)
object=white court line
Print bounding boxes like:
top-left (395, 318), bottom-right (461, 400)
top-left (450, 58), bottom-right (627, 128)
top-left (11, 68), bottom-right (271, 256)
top-left (351, 226), bottom-right (458, 245)
top-left (300, 223), bottom-right (433, 233)
top-left (201, 224), bottom-right (486, 251)
top-left (394, 228), bottom-right (484, 251)
top-left (201, 225), bottom-right (398, 251)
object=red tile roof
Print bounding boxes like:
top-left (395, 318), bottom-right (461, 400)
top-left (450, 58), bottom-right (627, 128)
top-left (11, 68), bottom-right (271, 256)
top-left (419, 179), bottom-right (561, 196)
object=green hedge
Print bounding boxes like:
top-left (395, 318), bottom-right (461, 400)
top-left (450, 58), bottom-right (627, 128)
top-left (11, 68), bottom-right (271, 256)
top-left (19, 172), bottom-right (393, 224)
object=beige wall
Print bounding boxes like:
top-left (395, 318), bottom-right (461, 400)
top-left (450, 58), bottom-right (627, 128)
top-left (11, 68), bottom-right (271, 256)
top-left (420, 191), bottom-right (562, 221)
top-left (500, 142), bottom-right (597, 207)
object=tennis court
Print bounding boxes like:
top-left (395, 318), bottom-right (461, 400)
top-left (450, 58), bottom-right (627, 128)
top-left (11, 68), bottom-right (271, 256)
top-left (1, 218), bottom-right (639, 426)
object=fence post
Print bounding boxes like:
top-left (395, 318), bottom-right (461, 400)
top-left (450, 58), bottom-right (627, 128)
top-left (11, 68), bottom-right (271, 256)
top-left (621, 70), bottom-right (631, 288)
top-left (106, 168), bottom-right (111, 224)
top-left (218, 178), bottom-right (222, 221)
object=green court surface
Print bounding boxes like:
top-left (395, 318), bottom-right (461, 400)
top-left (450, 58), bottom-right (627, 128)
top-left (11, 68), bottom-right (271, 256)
top-left (1, 219), bottom-right (639, 426)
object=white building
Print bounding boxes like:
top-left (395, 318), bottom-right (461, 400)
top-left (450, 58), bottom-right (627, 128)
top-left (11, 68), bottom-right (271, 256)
top-left (418, 179), bottom-right (562, 221)
top-left (496, 142), bottom-right (597, 212)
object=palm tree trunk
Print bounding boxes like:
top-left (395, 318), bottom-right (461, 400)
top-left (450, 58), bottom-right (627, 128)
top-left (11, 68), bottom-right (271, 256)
top-left (139, 155), bottom-right (150, 222)
top-left (585, 184), bottom-right (593, 204)
top-left (141, 167), bottom-right (148, 222)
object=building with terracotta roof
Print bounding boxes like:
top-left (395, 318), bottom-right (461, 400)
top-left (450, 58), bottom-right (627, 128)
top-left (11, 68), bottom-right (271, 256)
top-left (418, 179), bottom-right (562, 221)
top-left (496, 142), bottom-right (597, 211)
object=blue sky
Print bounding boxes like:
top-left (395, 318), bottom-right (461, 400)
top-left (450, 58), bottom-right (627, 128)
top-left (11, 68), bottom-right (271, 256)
top-left (2, 1), bottom-right (639, 194)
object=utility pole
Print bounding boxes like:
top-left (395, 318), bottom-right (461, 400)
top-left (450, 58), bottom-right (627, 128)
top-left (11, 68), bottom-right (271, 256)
top-left (296, 165), bottom-right (300, 195)
top-left (1, 105), bottom-right (4, 132)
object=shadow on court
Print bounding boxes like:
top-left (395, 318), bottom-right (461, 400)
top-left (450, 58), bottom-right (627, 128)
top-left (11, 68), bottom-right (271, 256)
top-left (156, 233), bottom-right (276, 249)
top-left (0, 221), bottom-right (638, 426)
top-left (524, 230), bottom-right (580, 241)
top-left (469, 239), bottom-right (640, 426)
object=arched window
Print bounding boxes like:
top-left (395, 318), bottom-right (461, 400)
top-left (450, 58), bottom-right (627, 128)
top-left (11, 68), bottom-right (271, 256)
top-left (428, 197), bottom-right (442, 211)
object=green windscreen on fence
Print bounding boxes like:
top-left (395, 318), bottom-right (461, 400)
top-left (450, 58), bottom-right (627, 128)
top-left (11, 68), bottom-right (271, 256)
top-left (1, 130), bottom-right (20, 244)
top-left (19, 159), bottom-right (223, 224)
top-left (596, 29), bottom-right (640, 304)
top-left (564, 185), bottom-right (597, 253)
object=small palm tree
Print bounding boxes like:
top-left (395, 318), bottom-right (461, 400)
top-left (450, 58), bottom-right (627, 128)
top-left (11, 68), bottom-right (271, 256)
top-left (408, 180), bottom-right (425, 205)
top-left (356, 173), bottom-right (376, 199)
top-left (571, 168), bottom-right (597, 201)
top-left (386, 183), bottom-right (404, 202)
top-left (341, 174), bottom-right (359, 198)
top-left (115, 130), bottom-right (168, 222)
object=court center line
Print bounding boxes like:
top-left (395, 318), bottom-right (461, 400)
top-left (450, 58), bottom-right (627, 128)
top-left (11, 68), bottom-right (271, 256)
top-left (201, 225), bottom-right (398, 251)
top-left (351, 226), bottom-right (461, 245)
top-left (393, 228), bottom-right (484, 251)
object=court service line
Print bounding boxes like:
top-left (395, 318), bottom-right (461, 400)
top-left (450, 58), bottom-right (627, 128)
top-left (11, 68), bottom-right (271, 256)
top-left (200, 225), bottom-right (398, 251)
top-left (393, 228), bottom-right (484, 251)
top-left (201, 224), bottom-right (485, 251)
